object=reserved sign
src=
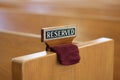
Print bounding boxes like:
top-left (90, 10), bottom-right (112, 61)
top-left (41, 26), bottom-right (76, 41)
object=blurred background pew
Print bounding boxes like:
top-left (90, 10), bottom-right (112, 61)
top-left (0, 0), bottom-right (120, 80)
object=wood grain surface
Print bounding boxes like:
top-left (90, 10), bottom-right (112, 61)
top-left (0, 1), bottom-right (120, 80)
top-left (0, 32), bottom-right (45, 80)
top-left (12, 38), bottom-right (114, 80)
top-left (0, 0), bottom-right (120, 19)
top-left (0, 11), bottom-right (119, 80)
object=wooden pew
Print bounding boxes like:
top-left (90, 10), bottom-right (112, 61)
top-left (0, 1), bottom-right (120, 79)
top-left (0, 30), bottom-right (114, 80)
top-left (0, 31), bottom-right (44, 80)
top-left (12, 37), bottom-right (114, 80)
top-left (0, 0), bottom-right (120, 19)
top-left (0, 8), bottom-right (120, 80)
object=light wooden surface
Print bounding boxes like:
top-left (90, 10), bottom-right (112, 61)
top-left (0, 10), bottom-right (120, 80)
top-left (12, 38), bottom-right (114, 80)
top-left (0, 32), bottom-right (45, 80)
top-left (0, 0), bottom-right (120, 20)
top-left (0, 1), bottom-right (119, 80)
top-left (0, 12), bottom-right (119, 80)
